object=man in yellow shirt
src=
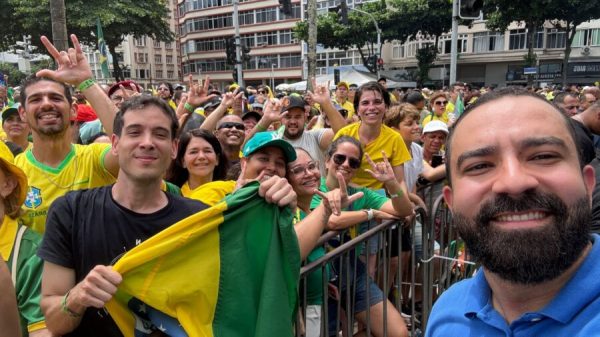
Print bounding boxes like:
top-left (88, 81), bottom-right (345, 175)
top-left (15, 35), bottom-right (120, 233)
top-left (333, 81), bottom-right (356, 120)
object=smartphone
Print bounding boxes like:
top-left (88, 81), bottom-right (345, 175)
top-left (431, 154), bottom-right (444, 168)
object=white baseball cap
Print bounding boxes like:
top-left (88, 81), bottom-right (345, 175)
top-left (422, 120), bottom-right (449, 135)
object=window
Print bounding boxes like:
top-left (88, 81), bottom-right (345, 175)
top-left (137, 69), bottom-right (148, 79)
top-left (153, 41), bottom-right (161, 48)
top-left (165, 42), bottom-right (172, 49)
top-left (573, 29), bottom-right (600, 47)
top-left (392, 41), bottom-right (404, 59)
top-left (135, 53), bottom-right (148, 63)
top-left (134, 37), bottom-right (146, 47)
top-left (279, 4), bottom-right (301, 20)
top-left (256, 31), bottom-right (277, 46)
top-left (256, 7), bottom-right (277, 23)
top-left (439, 34), bottom-right (467, 54)
top-left (156, 69), bottom-right (163, 79)
top-left (406, 40), bottom-right (419, 57)
top-left (546, 29), bottom-right (566, 49)
top-left (167, 70), bottom-right (174, 79)
top-left (509, 29), bottom-right (527, 50)
top-left (166, 55), bottom-right (173, 64)
top-left (280, 53), bottom-right (301, 68)
top-left (473, 32), bottom-right (505, 52)
top-left (239, 10), bottom-right (254, 25)
top-left (154, 54), bottom-right (162, 63)
top-left (280, 30), bottom-right (293, 45)
top-left (258, 56), bottom-right (278, 69)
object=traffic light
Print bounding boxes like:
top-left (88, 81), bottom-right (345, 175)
top-left (241, 43), bottom-right (251, 63)
top-left (337, 0), bottom-right (348, 25)
top-left (459, 0), bottom-right (483, 19)
top-left (225, 37), bottom-right (236, 65)
top-left (279, 0), bottom-right (292, 16)
top-left (232, 69), bottom-right (238, 83)
top-left (367, 54), bottom-right (378, 69)
top-left (334, 69), bottom-right (340, 85)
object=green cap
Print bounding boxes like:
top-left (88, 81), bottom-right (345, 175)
top-left (243, 131), bottom-right (296, 163)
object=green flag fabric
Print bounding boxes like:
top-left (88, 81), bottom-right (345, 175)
top-left (96, 18), bottom-right (110, 78)
top-left (105, 182), bottom-right (301, 337)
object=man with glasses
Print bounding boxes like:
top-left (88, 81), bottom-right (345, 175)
top-left (214, 115), bottom-right (246, 166)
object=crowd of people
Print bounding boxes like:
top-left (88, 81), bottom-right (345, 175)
top-left (1, 32), bottom-right (600, 337)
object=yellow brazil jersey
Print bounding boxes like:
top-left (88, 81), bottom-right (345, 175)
top-left (15, 144), bottom-right (116, 234)
top-left (422, 112), bottom-right (449, 126)
top-left (334, 123), bottom-right (411, 189)
top-left (181, 180), bottom-right (236, 207)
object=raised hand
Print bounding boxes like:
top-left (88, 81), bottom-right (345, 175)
top-left (220, 88), bottom-right (243, 109)
top-left (365, 151), bottom-right (396, 184)
top-left (306, 78), bottom-right (332, 105)
top-left (261, 98), bottom-right (285, 125)
top-left (315, 172), bottom-right (363, 216)
top-left (186, 75), bottom-right (217, 108)
top-left (37, 34), bottom-right (93, 86)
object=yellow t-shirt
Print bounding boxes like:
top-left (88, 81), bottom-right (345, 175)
top-left (445, 101), bottom-right (455, 114)
top-left (334, 123), bottom-right (411, 189)
top-left (422, 112), bottom-right (449, 126)
top-left (15, 144), bottom-right (116, 233)
top-left (181, 180), bottom-right (236, 207)
top-left (334, 99), bottom-right (356, 119)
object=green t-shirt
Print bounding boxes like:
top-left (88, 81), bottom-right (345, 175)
top-left (310, 178), bottom-right (388, 212)
top-left (295, 209), bottom-right (329, 306)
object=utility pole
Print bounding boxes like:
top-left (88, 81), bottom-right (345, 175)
top-left (450, 0), bottom-right (459, 84)
top-left (306, 0), bottom-right (317, 91)
top-left (233, 0), bottom-right (244, 86)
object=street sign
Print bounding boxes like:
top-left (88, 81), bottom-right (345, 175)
top-left (523, 67), bottom-right (538, 75)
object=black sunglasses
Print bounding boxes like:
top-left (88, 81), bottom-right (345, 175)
top-left (257, 90), bottom-right (267, 94)
top-left (332, 154), bottom-right (361, 169)
top-left (218, 122), bottom-right (245, 131)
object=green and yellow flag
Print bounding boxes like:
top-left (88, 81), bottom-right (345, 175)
top-left (97, 18), bottom-right (110, 78)
top-left (106, 183), bottom-right (300, 337)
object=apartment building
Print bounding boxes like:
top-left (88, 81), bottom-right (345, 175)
top-left (177, 0), bottom-right (303, 90)
top-left (383, 19), bottom-right (600, 87)
top-left (86, 0), bottom-right (182, 89)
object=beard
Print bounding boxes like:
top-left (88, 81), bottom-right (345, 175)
top-left (453, 190), bottom-right (591, 285)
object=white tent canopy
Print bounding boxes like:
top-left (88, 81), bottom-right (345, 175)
top-left (276, 68), bottom-right (416, 91)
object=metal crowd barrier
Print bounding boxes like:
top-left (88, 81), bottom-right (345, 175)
top-left (294, 181), bottom-right (477, 337)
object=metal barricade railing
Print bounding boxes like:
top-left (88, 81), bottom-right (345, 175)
top-left (294, 182), bottom-right (477, 337)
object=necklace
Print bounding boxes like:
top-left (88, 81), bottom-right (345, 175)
top-left (37, 154), bottom-right (80, 190)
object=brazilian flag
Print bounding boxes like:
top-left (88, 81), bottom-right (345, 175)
top-left (105, 182), bottom-right (300, 337)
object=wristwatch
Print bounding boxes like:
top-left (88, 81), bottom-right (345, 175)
top-left (363, 209), bottom-right (374, 221)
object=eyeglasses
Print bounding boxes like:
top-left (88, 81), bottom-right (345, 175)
top-left (217, 122), bottom-right (245, 131)
top-left (257, 90), bottom-right (267, 94)
top-left (289, 161), bottom-right (319, 176)
top-left (332, 154), bottom-right (361, 169)
top-left (434, 101), bottom-right (448, 106)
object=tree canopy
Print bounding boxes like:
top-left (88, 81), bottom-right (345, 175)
top-left (293, 0), bottom-right (452, 74)
top-left (0, 0), bottom-right (174, 81)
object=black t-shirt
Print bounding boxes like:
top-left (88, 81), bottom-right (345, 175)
top-left (38, 185), bottom-right (208, 337)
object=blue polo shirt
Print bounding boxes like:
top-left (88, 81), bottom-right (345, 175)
top-left (425, 234), bottom-right (600, 337)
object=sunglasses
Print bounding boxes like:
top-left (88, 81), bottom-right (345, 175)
top-left (289, 161), bottom-right (319, 176)
top-left (332, 154), bottom-right (361, 169)
top-left (434, 101), bottom-right (448, 106)
top-left (257, 90), bottom-right (267, 94)
top-left (218, 122), bottom-right (245, 131)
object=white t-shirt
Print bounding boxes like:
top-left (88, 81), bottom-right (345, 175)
top-left (284, 129), bottom-right (328, 176)
top-left (403, 142), bottom-right (424, 192)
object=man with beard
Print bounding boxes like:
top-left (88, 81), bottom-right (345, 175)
top-left (15, 35), bottom-right (120, 234)
top-left (254, 85), bottom-right (346, 176)
top-left (425, 87), bottom-right (599, 336)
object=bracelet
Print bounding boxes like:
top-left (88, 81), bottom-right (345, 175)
top-left (256, 124), bottom-right (267, 131)
top-left (388, 190), bottom-right (403, 199)
top-left (363, 209), bottom-right (374, 221)
top-left (77, 78), bottom-right (96, 92)
top-left (184, 102), bottom-right (195, 113)
top-left (61, 290), bottom-right (82, 318)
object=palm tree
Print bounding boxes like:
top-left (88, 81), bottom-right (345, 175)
top-left (49, 0), bottom-right (68, 51)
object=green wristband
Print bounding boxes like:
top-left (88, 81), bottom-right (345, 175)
top-left (184, 102), bottom-right (195, 113)
top-left (61, 290), bottom-right (82, 318)
top-left (77, 78), bottom-right (96, 92)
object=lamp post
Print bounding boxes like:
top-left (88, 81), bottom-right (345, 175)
top-left (351, 8), bottom-right (381, 78)
top-left (271, 63), bottom-right (276, 90)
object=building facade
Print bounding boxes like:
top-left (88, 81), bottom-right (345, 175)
top-left (177, 0), bottom-right (303, 91)
top-left (383, 19), bottom-right (600, 87)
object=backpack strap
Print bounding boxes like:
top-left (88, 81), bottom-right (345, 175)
top-left (10, 225), bottom-right (27, 286)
